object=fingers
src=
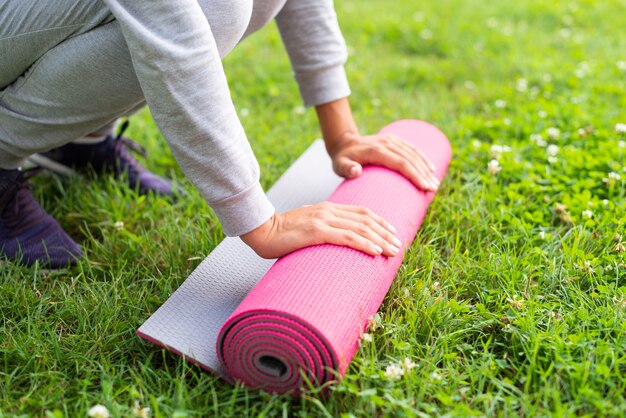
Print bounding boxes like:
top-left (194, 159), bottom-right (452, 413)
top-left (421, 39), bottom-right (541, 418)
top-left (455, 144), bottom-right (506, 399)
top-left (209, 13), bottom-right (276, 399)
top-left (368, 142), bottom-right (439, 191)
top-left (333, 203), bottom-right (396, 234)
top-left (333, 155), bottom-right (363, 179)
top-left (326, 218), bottom-right (400, 256)
top-left (336, 133), bottom-right (440, 192)
top-left (387, 134), bottom-right (436, 171)
top-left (241, 202), bottom-right (403, 259)
top-left (313, 202), bottom-right (401, 257)
top-left (377, 134), bottom-right (440, 191)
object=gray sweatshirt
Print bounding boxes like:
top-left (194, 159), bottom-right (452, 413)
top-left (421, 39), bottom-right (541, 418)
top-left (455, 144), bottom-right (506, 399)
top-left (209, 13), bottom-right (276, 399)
top-left (102, 0), bottom-right (350, 236)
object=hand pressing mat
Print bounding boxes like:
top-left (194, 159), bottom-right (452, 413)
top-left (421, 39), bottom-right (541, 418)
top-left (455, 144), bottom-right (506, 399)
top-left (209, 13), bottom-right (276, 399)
top-left (137, 120), bottom-right (452, 393)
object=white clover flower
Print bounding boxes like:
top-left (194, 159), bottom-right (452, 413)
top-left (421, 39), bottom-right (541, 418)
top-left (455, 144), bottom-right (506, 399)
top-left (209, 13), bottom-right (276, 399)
top-left (472, 140), bottom-right (482, 148)
top-left (582, 210), bottom-right (593, 219)
top-left (488, 159), bottom-right (502, 175)
top-left (494, 100), bottom-right (506, 108)
top-left (617, 61), bottom-right (626, 71)
top-left (503, 118), bottom-right (511, 126)
top-left (113, 221), bottom-right (125, 231)
top-left (507, 296), bottom-right (524, 310)
top-left (403, 357), bottom-right (417, 370)
top-left (420, 29), bottom-right (433, 39)
top-left (516, 78), bottom-right (528, 92)
top-left (490, 144), bottom-right (511, 156)
top-left (582, 261), bottom-right (595, 274)
top-left (575, 61), bottom-right (590, 78)
top-left (366, 314), bottom-right (382, 332)
top-left (538, 231), bottom-right (546, 240)
top-left (431, 281), bottom-right (441, 290)
top-left (431, 371), bottom-right (443, 381)
top-left (384, 364), bottom-right (405, 381)
top-left (577, 128), bottom-right (587, 136)
top-left (542, 73), bottom-right (553, 82)
top-left (546, 144), bottom-right (559, 156)
top-left (619, 141), bottom-right (626, 148)
top-left (546, 127), bottom-right (561, 139)
top-left (530, 134), bottom-right (547, 147)
top-left (548, 156), bottom-right (558, 164)
top-left (132, 402), bottom-right (151, 418)
top-left (615, 123), bottom-right (626, 133)
top-left (608, 172), bottom-right (621, 180)
top-left (501, 26), bottom-right (514, 36)
top-left (603, 199), bottom-right (609, 205)
top-left (559, 28), bottom-right (571, 38)
top-left (464, 80), bottom-right (476, 90)
top-left (371, 98), bottom-right (381, 107)
top-left (413, 12), bottom-right (425, 22)
top-left (538, 110), bottom-right (548, 119)
top-left (239, 108), bottom-right (250, 117)
top-left (88, 405), bottom-right (110, 418)
top-left (293, 105), bottom-right (305, 115)
top-left (361, 333), bottom-right (373, 343)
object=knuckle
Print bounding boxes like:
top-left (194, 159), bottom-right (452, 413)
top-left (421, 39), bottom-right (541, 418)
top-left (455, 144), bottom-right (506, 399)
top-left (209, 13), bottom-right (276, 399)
top-left (313, 208), bottom-right (330, 221)
top-left (307, 219), bottom-right (324, 233)
top-left (342, 231), bottom-right (358, 245)
top-left (317, 202), bottom-right (330, 210)
top-left (355, 224), bottom-right (369, 236)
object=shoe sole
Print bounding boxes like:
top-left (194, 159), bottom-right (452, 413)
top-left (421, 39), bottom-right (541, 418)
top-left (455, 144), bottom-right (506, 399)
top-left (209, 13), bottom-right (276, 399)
top-left (25, 154), bottom-right (77, 176)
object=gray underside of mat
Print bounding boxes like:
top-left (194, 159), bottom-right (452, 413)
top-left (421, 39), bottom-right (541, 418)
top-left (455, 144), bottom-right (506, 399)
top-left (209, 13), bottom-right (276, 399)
top-left (137, 140), bottom-right (342, 376)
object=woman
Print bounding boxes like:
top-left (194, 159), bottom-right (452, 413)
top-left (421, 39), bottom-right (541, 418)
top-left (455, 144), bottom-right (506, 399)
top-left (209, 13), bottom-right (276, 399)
top-left (0, 0), bottom-right (440, 267)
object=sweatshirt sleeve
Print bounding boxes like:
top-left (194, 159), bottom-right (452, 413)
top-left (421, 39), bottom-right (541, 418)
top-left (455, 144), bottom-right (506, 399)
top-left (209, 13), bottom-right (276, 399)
top-left (275, 0), bottom-right (351, 107)
top-left (102, 0), bottom-right (274, 236)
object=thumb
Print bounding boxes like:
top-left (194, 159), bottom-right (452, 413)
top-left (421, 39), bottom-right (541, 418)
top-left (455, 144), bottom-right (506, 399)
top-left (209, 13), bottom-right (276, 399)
top-left (334, 156), bottom-right (362, 179)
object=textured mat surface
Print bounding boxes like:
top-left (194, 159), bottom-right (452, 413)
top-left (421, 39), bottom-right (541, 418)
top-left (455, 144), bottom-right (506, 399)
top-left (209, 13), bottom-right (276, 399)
top-left (138, 120), bottom-right (451, 393)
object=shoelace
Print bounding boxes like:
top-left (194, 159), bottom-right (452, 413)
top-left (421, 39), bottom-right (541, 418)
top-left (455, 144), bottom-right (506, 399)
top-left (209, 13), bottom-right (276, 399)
top-left (112, 120), bottom-right (148, 174)
top-left (0, 167), bottom-right (46, 233)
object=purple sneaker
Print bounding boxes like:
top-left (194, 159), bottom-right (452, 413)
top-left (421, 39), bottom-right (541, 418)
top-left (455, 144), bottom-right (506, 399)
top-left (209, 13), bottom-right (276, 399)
top-left (0, 168), bottom-right (83, 268)
top-left (39, 121), bottom-right (175, 196)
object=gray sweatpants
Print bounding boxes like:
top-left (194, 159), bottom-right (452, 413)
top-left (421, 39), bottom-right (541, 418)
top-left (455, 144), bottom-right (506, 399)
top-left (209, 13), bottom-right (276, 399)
top-left (0, 1), bottom-right (145, 169)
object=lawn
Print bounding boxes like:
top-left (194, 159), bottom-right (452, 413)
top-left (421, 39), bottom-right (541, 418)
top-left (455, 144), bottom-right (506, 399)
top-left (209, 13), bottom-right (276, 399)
top-left (2, 0), bottom-right (626, 416)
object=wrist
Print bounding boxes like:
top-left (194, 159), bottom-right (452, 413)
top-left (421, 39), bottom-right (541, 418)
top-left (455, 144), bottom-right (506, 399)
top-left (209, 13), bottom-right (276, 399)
top-left (240, 213), bottom-right (278, 257)
top-left (324, 130), bottom-right (360, 157)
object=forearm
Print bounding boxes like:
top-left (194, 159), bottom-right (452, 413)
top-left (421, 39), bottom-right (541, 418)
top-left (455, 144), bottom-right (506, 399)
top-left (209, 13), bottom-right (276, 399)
top-left (315, 97), bottom-right (359, 156)
top-left (103, 0), bottom-right (274, 236)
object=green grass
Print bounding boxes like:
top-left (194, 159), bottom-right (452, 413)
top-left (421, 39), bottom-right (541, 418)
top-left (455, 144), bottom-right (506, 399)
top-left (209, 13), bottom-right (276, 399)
top-left (2, 0), bottom-right (626, 416)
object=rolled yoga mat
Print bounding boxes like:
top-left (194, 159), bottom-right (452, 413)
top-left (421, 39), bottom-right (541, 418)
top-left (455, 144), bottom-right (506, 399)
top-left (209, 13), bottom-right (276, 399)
top-left (137, 120), bottom-right (452, 394)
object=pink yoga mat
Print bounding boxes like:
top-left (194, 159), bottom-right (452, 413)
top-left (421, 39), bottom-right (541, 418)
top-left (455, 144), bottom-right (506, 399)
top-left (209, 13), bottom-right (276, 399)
top-left (217, 120), bottom-right (452, 393)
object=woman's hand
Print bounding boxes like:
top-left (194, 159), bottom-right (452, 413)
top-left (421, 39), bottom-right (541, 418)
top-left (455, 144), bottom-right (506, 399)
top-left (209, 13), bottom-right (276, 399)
top-left (240, 202), bottom-right (402, 259)
top-left (327, 132), bottom-right (440, 192)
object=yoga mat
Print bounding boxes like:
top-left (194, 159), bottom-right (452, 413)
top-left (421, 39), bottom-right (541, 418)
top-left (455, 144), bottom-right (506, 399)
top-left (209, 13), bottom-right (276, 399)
top-left (137, 120), bottom-right (452, 393)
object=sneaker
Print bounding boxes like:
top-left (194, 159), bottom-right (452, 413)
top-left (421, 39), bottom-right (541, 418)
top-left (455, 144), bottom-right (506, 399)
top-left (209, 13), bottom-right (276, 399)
top-left (0, 168), bottom-right (83, 268)
top-left (36, 120), bottom-right (175, 196)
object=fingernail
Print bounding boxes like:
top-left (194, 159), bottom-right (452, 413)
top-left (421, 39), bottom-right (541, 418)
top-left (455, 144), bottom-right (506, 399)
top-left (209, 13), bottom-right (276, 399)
top-left (349, 165), bottom-right (359, 177)
top-left (374, 245), bottom-right (383, 254)
top-left (390, 245), bottom-right (399, 255)
top-left (388, 224), bottom-right (397, 234)
top-left (392, 237), bottom-right (402, 247)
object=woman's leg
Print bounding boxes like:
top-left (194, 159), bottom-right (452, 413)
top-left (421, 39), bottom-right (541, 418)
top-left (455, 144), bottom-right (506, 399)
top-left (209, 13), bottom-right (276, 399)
top-left (0, 5), bottom-right (156, 267)
top-left (0, 17), bottom-right (145, 169)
